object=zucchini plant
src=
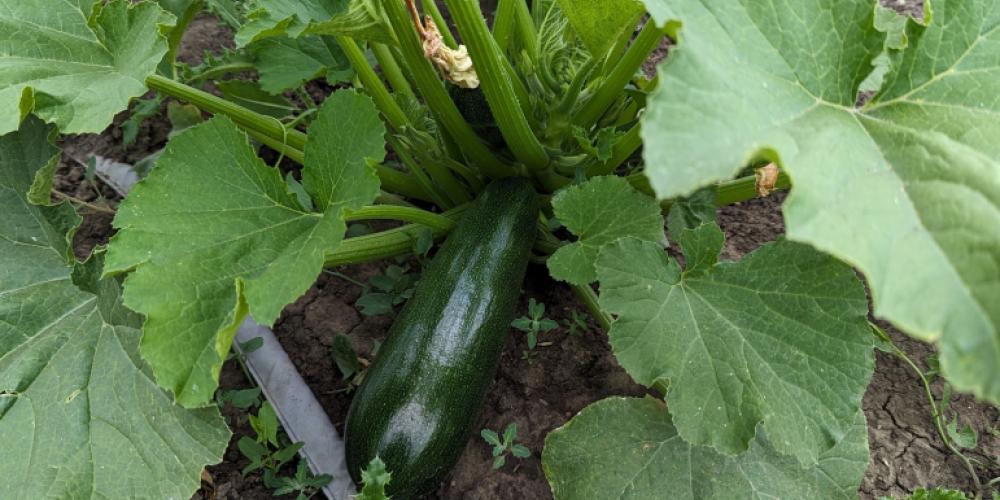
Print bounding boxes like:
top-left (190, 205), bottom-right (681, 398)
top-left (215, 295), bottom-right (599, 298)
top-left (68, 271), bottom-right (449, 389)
top-left (0, 0), bottom-right (997, 499)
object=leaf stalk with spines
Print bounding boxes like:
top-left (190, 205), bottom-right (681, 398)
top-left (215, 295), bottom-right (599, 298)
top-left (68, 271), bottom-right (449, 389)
top-left (337, 36), bottom-right (410, 130)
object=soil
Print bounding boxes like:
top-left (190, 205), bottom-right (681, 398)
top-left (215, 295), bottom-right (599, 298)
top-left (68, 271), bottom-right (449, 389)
top-left (51, 1), bottom-right (999, 499)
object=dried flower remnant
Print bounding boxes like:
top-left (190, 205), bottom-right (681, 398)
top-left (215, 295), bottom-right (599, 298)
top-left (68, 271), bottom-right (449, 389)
top-left (755, 163), bottom-right (780, 197)
top-left (406, 0), bottom-right (479, 88)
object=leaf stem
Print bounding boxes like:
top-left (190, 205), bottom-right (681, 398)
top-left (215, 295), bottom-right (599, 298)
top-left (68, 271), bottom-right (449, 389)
top-left (325, 205), bottom-right (469, 267)
top-left (372, 43), bottom-right (415, 99)
top-left (185, 61), bottom-right (256, 83)
top-left (160, 0), bottom-right (205, 79)
top-left (626, 171), bottom-right (792, 209)
top-left (713, 172), bottom-right (792, 206)
top-left (575, 22), bottom-right (665, 129)
top-left (146, 74), bottom-right (308, 150)
top-left (492, 0), bottom-right (517, 51)
top-left (508, 0), bottom-right (539, 60)
top-left (344, 205), bottom-right (456, 231)
top-left (445, 0), bottom-right (549, 171)
top-left (873, 325), bottom-right (985, 498)
top-left (337, 36), bottom-right (409, 130)
top-left (571, 284), bottom-right (611, 332)
top-left (52, 191), bottom-right (116, 215)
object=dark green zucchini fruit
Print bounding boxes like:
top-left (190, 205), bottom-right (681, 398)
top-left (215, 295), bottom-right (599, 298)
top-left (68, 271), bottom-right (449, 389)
top-left (447, 83), bottom-right (506, 149)
top-left (344, 178), bottom-right (538, 498)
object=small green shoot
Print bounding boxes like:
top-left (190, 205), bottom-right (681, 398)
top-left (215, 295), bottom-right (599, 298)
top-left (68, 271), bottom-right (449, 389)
top-left (563, 309), bottom-right (590, 336)
top-left (217, 386), bottom-right (262, 409)
top-left (262, 461), bottom-right (332, 500)
top-left (237, 402), bottom-right (303, 476)
top-left (331, 333), bottom-right (361, 379)
top-left (412, 226), bottom-right (434, 262)
top-left (480, 423), bottom-right (532, 470)
top-left (218, 336), bottom-right (265, 408)
top-left (356, 456), bottom-right (392, 500)
top-left (946, 419), bottom-right (978, 450)
top-left (878, 487), bottom-right (972, 500)
top-left (346, 222), bottom-right (375, 237)
top-left (355, 264), bottom-right (420, 316)
top-left (512, 298), bottom-right (559, 358)
top-left (330, 333), bottom-right (378, 393)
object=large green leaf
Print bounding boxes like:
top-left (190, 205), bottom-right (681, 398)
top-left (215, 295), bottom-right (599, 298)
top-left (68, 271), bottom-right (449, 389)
top-left (554, 0), bottom-right (645, 57)
top-left (639, 0), bottom-right (1000, 403)
top-left (596, 226), bottom-right (873, 464)
top-left (0, 0), bottom-right (173, 135)
top-left (237, 0), bottom-right (393, 47)
top-left (104, 90), bottom-right (385, 407)
top-left (547, 176), bottom-right (665, 286)
top-left (250, 35), bottom-right (354, 94)
top-left (542, 397), bottom-right (869, 500)
top-left (0, 117), bottom-right (229, 498)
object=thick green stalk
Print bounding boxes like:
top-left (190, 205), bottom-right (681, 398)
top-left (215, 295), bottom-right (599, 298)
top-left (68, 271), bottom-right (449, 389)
top-left (445, 0), bottom-right (549, 171)
top-left (385, 0), bottom-right (514, 179)
top-left (493, 0), bottom-right (517, 50)
top-left (510, 0), bottom-right (539, 60)
top-left (337, 36), bottom-right (409, 130)
top-left (714, 172), bottom-right (791, 206)
top-left (147, 74), bottom-right (307, 150)
top-left (325, 206), bottom-right (469, 267)
top-left (626, 171), bottom-right (792, 209)
top-left (372, 43), bottom-right (415, 99)
top-left (598, 11), bottom-right (644, 78)
top-left (575, 22), bottom-right (665, 128)
top-left (344, 205), bottom-right (456, 231)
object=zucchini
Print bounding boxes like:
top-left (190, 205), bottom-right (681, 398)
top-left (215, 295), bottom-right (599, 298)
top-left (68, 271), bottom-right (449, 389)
top-left (344, 179), bottom-right (538, 498)
top-left (447, 83), bottom-right (506, 149)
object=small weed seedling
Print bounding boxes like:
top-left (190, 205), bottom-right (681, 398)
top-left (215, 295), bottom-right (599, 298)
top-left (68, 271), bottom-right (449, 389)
top-left (512, 299), bottom-right (559, 359)
top-left (216, 337), bottom-right (266, 409)
top-left (877, 488), bottom-right (972, 500)
top-left (356, 264), bottom-right (421, 316)
top-left (481, 423), bottom-right (532, 470)
top-left (330, 333), bottom-right (381, 393)
top-left (262, 461), bottom-right (332, 500)
top-left (563, 309), bottom-right (590, 337)
top-left (238, 402), bottom-right (303, 475)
